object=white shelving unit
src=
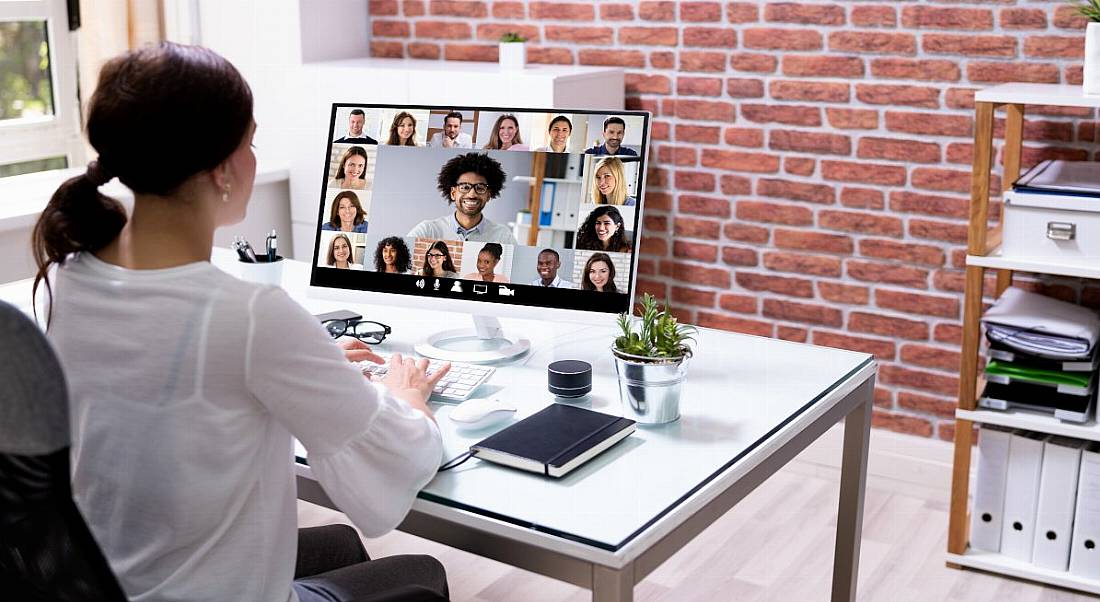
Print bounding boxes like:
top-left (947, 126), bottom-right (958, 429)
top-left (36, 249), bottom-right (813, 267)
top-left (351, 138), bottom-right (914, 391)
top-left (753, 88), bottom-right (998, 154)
top-left (947, 550), bottom-right (1100, 595)
top-left (948, 82), bottom-right (1100, 595)
top-left (967, 249), bottom-right (1100, 280)
top-left (955, 407), bottom-right (1100, 442)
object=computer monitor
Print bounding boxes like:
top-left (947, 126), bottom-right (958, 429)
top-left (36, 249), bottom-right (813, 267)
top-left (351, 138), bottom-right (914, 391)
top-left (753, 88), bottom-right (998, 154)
top-left (308, 104), bottom-right (651, 362)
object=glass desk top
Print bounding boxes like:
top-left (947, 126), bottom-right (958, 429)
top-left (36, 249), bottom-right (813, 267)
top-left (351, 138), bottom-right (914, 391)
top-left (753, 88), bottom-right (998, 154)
top-left (298, 322), bottom-right (872, 553)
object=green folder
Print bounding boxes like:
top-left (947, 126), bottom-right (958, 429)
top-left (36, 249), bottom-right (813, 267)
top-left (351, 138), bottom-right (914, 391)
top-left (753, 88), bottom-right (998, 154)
top-left (985, 359), bottom-right (1093, 389)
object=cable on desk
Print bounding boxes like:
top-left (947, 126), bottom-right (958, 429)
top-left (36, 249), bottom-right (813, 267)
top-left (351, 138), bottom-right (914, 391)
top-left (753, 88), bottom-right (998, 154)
top-left (438, 450), bottom-right (476, 472)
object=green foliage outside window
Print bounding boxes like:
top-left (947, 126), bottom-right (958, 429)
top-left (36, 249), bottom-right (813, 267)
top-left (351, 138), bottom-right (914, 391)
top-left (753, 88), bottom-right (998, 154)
top-left (0, 20), bottom-right (55, 121)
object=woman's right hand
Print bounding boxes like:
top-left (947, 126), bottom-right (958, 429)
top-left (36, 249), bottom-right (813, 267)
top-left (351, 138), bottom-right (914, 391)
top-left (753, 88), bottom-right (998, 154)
top-left (380, 353), bottom-right (450, 422)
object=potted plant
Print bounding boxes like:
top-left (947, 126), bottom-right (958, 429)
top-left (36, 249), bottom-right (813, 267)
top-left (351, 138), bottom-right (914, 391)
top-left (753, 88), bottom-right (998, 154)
top-left (612, 293), bottom-right (697, 424)
top-left (498, 32), bottom-right (527, 70)
top-left (1078, 0), bottom-right (1100, 95)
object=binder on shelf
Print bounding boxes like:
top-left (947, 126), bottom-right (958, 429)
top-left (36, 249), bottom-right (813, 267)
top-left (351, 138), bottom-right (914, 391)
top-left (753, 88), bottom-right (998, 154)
top-left (550, 183), bottom-right (582, 230)
top-left (1001, 431), bottom-right (1048, 562)
top-left (970, 425), bottom-right (1012, 553)
top-left (1070, 442), bottom-right (1100, 579)
top-left (538, 181), bottom-right (555, 227)
top-left (1033, 436), bottom-right (1086, 571)
top-left (978, 381), bottom-right (1095, 424)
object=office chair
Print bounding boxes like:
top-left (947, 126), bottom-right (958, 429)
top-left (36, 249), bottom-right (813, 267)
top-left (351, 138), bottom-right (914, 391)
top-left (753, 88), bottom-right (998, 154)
top-left (0, 301), bottom-right (127, 601)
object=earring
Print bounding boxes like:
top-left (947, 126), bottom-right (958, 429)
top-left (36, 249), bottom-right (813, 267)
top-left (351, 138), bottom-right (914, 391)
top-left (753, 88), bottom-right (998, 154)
top-left (222, 184), bottom-right (231, 204)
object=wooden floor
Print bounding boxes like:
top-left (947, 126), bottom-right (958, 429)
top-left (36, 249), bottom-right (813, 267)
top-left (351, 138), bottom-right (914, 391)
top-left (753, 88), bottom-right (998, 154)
top-left (298, 428), bottom-right (1096, 601)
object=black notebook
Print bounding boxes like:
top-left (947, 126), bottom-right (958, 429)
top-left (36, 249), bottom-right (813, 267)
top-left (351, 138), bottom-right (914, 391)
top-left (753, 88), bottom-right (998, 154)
top-left (470, 404), bottom-right (636, 478)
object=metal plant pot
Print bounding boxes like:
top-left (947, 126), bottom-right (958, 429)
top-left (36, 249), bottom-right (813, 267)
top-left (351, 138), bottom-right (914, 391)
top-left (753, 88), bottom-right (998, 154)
top-left (612, 348), bottom-right (689, 425)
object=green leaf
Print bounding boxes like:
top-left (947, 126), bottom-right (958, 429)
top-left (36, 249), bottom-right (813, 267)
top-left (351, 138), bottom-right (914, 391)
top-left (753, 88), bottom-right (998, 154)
top-left (612, 293), bottom-right (695, 358)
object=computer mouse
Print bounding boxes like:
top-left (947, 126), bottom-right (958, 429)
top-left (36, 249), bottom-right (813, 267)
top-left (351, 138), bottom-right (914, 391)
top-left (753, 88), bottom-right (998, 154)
top-left (449, 398), bottom-right (517, 429)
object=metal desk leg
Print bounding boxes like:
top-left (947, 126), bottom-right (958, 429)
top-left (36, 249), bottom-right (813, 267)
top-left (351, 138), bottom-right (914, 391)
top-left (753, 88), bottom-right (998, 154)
top-left (593, 563), bottom-right (633, 602)
top-left (832, 380), bottom-right (873, 602)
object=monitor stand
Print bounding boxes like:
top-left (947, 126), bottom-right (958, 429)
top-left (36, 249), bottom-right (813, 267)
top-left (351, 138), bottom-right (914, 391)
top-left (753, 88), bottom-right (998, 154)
top-left (414, 315), bottom-right (531, 363)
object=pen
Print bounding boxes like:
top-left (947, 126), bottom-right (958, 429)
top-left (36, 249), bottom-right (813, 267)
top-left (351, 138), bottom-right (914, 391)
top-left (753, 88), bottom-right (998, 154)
top-left (266, 229), bottom-right (277, 262)
top-left (232, 236), bottom-right (253, 262)
top-left (239, 237), bottom-right (258, 263)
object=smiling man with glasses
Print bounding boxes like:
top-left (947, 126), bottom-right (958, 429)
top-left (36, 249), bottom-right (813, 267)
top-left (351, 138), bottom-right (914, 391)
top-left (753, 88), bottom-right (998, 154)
top-left (407, 152), bottom-right (518, 245)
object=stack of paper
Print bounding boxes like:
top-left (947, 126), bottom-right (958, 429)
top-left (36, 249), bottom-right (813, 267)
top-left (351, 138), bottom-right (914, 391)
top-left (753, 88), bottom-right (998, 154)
top-left (980, 288), bottom-right (1100, 423)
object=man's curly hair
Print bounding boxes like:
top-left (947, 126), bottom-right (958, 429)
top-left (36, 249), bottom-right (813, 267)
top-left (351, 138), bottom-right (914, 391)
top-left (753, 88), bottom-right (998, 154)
top-left (436, 152), bottom-right (506, 203)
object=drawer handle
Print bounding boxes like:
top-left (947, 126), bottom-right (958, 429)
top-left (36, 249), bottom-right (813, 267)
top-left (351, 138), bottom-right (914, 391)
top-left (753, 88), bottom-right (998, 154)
top-left (1047, 222), bottom-right (1076, 241)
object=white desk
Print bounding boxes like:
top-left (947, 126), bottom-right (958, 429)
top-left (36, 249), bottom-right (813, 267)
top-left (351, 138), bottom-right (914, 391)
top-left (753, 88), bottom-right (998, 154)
top-left (0, 250), bottom-right (876, 602)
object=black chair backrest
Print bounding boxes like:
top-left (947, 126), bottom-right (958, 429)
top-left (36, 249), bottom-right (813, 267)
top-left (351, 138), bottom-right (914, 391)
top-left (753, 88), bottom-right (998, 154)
top-left (0, 302), bottom-right (126, 601)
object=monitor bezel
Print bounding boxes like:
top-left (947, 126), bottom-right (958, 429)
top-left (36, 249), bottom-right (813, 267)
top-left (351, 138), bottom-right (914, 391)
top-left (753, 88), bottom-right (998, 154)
top-left (309, 102), bottom-right (652, 324)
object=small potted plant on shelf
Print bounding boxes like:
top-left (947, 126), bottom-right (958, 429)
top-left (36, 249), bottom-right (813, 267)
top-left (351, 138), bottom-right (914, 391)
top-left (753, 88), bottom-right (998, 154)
top-left (1077, 0), bottom-right (1100, 95)
top-left (612, 293), bottom-right (697, 425)
top-left (498, 32), bottom-right (527, 70)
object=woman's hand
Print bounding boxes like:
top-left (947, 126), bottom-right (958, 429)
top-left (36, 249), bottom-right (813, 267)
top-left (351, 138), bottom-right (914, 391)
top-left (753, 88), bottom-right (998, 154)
top-left (381, 353), bottom-right (450, 422)
top-left (337, 338), bottom-right (384, 365)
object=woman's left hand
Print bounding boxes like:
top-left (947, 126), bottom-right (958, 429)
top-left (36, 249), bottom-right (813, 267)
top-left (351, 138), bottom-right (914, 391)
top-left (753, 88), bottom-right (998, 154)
top-left (337, 337), bottom-right (385, 365)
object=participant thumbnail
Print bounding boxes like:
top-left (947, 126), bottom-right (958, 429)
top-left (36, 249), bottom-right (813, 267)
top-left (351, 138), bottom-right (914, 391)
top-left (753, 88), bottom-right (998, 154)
top-left (575, 204), bottom-right (633, 253)
top-left (378, 108), bottom-right (431, 146)
top-left (531, 113), bottom-right (585, 154)
top-left (426, 109), bottom-right (476, 148)
top-left (512, 246), bottom-right (575, 288)
top-left (332, 107), bottom-right (381, 144)
top-left (321, 189), bottom-right (371, 233)
top-left (318, 231), bottom-right (367, 270)
top-left (582, 114), bottom-right (645, 156)
top-left (369, 235), bottom-right (417, 274)
top-left (459, 242), bottom-right (513, 283)
top-left (328, 144), bottom-right (377, 191)
top-left (582, 154), bottom-right (640, 207)
top-left (412, 237), bottom-right (463, 278)
top-left (573, 250), bottom-right (629, 293)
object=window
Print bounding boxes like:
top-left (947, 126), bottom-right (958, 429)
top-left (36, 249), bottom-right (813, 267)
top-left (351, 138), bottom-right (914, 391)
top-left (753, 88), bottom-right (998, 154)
top-left (0, 0), bottom-right (82, 179)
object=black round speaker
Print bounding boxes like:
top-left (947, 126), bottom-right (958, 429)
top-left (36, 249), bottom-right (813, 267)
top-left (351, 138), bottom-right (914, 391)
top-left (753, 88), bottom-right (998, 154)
top-left (548, 359), bottom-right (592, 399)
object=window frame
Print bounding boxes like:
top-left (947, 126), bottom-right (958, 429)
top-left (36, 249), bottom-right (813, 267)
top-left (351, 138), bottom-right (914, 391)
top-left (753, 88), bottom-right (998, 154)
top-left (0, 0), bottom-right (84, 173)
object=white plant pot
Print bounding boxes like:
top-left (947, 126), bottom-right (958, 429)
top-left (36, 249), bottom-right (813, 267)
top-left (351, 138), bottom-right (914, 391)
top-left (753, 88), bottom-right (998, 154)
top-left (498, 42), bottom-right (526, 70)
top-left (1085, 22), bottom-right (1100, 96)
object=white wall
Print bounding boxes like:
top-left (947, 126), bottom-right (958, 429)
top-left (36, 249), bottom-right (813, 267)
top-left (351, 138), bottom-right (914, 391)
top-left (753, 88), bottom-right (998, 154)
top-left (0, 175), bottom-right (292, 283)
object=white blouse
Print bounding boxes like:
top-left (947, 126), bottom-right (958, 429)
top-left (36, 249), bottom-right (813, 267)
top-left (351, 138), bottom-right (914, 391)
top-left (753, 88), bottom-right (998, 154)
top-left (49, 253), bottom-right (442, 602)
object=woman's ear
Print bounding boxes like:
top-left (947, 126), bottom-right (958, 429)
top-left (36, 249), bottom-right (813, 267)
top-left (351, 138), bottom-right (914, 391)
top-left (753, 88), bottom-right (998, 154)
top-left (210, 160), bottom-right (233, 193)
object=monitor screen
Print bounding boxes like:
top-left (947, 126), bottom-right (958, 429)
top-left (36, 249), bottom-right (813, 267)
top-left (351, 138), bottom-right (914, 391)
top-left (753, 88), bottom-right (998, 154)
top-left (309, 104), bottom-right (651, 316)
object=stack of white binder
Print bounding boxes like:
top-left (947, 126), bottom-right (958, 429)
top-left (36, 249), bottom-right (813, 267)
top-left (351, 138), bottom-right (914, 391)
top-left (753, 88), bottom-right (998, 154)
top-left (971, 427), bottom-right (1100, 578)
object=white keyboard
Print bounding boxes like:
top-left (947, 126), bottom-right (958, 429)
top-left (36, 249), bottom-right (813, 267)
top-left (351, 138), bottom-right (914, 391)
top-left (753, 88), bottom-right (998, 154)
top-left (355, 354), bottom-right (495, 403)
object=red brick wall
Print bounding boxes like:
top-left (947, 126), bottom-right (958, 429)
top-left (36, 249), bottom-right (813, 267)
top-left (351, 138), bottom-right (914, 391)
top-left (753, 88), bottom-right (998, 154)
top-left (369, 0), bottom-right (1100, 440)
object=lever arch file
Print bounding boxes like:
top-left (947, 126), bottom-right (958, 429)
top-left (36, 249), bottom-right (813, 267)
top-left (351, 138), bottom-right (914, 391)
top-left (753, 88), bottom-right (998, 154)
top-left (1033, 436), bottom-right (1086, 571)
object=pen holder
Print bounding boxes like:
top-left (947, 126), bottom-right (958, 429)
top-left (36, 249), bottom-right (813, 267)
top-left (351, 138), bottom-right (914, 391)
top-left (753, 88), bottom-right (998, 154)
top-left (238, 256), bottom-right (284, 286)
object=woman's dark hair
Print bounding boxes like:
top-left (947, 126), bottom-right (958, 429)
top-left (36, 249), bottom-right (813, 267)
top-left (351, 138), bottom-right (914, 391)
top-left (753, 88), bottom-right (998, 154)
top-left (581, 252), bottom-right (618, 293)
top-left (484, 114), bottom-right (524, 150)
top-left (436, 153), bottom-right (506, 202)
top-left (547, 115), bottom-right (572, 132)
top-left (326, 233), bottom-right (354, 267)
top-left (422, 240), bottom-right (457, 277)
top-left (31, 42), bottom-right (253, 322)
top-left (386, 111), bottom-right (418, 146)
top-left (328, 191), bottom-right (366, 228)
top-left (576, 205), bottom-right (630, 252)
top-left (374, 236), bottom-right (412, 273)
top-left (334, 146), bottom-right (368, 180)
top-left (478, 242), bottom-right (503, 261)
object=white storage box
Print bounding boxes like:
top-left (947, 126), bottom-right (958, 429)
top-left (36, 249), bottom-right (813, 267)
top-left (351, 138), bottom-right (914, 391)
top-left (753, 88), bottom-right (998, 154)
top-left (1003, 190), bottom-right (1100, 260)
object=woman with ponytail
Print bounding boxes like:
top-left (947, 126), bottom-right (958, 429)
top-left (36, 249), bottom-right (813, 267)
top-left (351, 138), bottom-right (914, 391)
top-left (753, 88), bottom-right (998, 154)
top-left (32, 43), bottom-right (449, 602)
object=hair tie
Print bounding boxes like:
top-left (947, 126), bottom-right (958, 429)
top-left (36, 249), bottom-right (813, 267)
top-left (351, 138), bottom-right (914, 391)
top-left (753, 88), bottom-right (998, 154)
top-left (84, 160), bottom-right (113, 186)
